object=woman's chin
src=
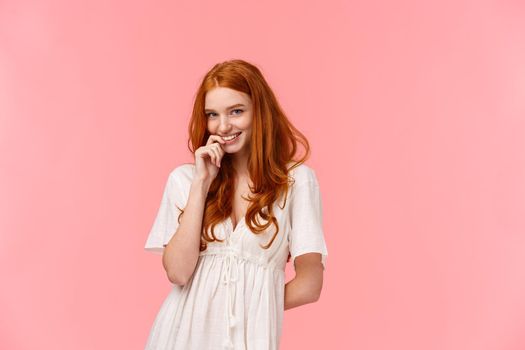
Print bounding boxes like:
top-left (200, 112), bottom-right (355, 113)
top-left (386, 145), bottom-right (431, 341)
top-left (223, 144), bottom-right (247, 155)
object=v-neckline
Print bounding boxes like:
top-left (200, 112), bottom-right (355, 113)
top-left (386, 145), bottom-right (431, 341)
top-left (228, 215), bottom-right (246, 233)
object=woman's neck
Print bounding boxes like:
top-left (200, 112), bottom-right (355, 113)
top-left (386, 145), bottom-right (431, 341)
top-left (231, 151), bottom-right (250, 177)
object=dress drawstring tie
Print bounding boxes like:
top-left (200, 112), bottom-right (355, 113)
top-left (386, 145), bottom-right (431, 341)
top-left (221, 251), bottom-right (239, 349)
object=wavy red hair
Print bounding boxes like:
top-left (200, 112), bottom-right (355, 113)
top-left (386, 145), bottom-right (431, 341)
top-left (178, 59), bottom-right (311, 253)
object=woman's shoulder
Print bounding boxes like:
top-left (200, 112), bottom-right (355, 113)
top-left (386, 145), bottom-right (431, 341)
top-left (288, 162), bottom-right (318, 186)
top-left (168, 162), bottom-right (195, 184)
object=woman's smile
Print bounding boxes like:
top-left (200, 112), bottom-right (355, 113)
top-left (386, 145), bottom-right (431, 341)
top-left (221, 132), bottom-right (242, 143)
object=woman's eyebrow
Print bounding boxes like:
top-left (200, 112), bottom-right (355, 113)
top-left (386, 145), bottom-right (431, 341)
top-left (204, 103), bottom-right (245, 112)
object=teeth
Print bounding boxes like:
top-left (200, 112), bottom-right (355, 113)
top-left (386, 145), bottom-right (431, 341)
top-left (222, 132), bottom-right (241, 141)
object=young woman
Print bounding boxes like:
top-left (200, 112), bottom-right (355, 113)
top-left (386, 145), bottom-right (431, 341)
top-left (144, 59), bottom-right (328, 350)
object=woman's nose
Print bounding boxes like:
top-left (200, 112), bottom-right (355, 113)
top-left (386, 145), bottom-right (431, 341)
top-left (218, 116), bottom-right (232, 132)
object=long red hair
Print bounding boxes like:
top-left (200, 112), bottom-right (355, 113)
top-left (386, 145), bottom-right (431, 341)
top-left (179, 59), bottom-right (311, 252)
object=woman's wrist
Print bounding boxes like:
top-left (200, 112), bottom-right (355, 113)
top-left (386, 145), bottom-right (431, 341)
top-left (191, 177), bottom-right (212, 195)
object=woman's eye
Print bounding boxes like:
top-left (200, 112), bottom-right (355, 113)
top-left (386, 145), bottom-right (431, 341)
top-left (206, 110), bottom-right (242, 117)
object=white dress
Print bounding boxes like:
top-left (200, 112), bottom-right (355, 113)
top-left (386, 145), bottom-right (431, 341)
top-left (144, 163), bottom-right (328, 350)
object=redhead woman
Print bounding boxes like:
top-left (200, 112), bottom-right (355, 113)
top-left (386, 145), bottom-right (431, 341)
top-left (144, 59), bottom-right (328, 350)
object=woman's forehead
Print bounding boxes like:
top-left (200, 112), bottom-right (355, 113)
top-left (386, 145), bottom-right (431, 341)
top-left (205, 87), bottom-right (252, 109)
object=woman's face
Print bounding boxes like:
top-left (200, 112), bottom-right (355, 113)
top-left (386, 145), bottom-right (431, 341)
top-left (205, 87), bottom-right (253, 156)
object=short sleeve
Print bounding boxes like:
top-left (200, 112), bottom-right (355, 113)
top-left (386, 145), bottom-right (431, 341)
top-left (288, 169), bottom-right (328, 270)
top-left (144, 168), bottom-right (187, 255)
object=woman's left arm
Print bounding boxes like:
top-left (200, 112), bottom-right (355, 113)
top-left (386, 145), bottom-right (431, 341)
top-left (284, 252), bottom-right (324, 310)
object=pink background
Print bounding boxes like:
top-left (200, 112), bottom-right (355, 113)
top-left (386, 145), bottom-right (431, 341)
top-left (1, 0), bottom-right (525, 349)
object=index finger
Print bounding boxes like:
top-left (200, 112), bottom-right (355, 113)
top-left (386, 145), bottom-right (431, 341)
top-left (206, 134), bottom-right (226, 146)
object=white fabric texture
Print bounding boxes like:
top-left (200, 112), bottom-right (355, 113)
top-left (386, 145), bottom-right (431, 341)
top-left (144, 163), bottom-right (328, 350)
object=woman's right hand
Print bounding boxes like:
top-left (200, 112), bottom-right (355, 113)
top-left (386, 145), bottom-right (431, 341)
top-left (194, 135), bottom-right (226, 184)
